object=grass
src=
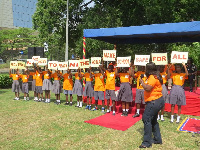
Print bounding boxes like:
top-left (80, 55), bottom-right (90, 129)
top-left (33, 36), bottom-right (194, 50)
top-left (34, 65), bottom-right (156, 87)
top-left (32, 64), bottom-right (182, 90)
top-left (0, 61), bottom-right (9, 69)
top-left (0, 89), bottom-right (200, 150)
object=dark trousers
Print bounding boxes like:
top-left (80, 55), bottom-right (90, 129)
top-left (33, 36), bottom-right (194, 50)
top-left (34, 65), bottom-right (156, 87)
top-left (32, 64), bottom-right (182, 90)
top-left (188, 75), bottom-right (194, 91)
top-left (142, 96), bottom-right (165, 147)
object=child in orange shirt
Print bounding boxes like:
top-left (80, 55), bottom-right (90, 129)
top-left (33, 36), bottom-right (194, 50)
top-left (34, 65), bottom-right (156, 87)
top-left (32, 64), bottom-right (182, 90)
top-left (35, 65), bottom-right (44, 102)
top-left (52, 70), bottom-right (62, 105)
top-left (84, 67), bottom-right (94, 110)
top-left (20, 67), bottom-right (30, 100)
top-left (168, 63), bottom-right (188, 123)
top-left (9, 68), bottom-right (20, 100)
top-left (132, 66), bottom-right (146, 118)
top-left (29, 67), bottom-right (37, 100)
top-left (116, 67), bottom-right (133, 116)
top-left (91, 65), bottom-right (105, 111)
top-left (73, 67), bottom-right (84, 108)
top-left (157, 65), bottom-right (169, 121)
top-left (62, 69), bottom-right (73, 106)
top-left (101, 64), bottom-right (117, 115)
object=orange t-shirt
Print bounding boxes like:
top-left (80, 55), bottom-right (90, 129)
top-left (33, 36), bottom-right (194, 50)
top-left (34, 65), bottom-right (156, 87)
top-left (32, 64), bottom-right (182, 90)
top-left (75, 72), bottom-right (84, 80)
top-left (134, 71), bottom-right (146, 89)
top-left (29, 72), bottom-right (37, 80)
top-left (35, 71), bottom-right (43, 86)
top-left (63, 73), bottom-right (73, 90)
top-left (52, 72), bottom-right (62, 80)
top-left (9, 74), bottom-right (20, 80)
top-left (164, 64), bottom-right (175, 74)
top-left (94, 73), bottom-right (105, 91)
top-left (43, 71), bottom-right (51, 79)
top-left (20, 75), bottom-right (29, 83)
top-left (84, 72), bottom-right (93, 82)
top-left (105, 70), bottom-right (115, 90)
top-left (144, 75), bottom-right (163, 102)
top-left (160, 72), bottom-right (167, 84)
top-left (119, 73), bottom-right (130, 83)
top-left (171, 73), bottom-right (186, 86)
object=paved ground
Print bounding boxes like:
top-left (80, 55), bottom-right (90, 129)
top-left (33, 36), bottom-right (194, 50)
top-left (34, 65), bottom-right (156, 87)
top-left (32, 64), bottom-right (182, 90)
top-left (0, 68), bottom-right (9, 74)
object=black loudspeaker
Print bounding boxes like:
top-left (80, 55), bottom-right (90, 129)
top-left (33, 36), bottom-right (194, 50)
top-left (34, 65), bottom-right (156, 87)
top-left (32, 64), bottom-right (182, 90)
top-left (35, 47), bottom-right (44, 58)
top-left (28, 47), bottom-right (36, 59)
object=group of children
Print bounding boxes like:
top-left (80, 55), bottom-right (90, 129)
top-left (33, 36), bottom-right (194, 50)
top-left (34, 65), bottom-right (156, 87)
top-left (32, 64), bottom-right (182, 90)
top-left (9, 62), bottom-right (189, 121)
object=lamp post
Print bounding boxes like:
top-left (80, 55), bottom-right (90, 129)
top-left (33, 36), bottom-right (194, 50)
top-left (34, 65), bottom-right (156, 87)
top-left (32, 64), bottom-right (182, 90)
top-left (65, 0), bottom-right (69, 61)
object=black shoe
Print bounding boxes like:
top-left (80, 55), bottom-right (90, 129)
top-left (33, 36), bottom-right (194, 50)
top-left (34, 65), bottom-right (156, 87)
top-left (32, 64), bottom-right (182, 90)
top-left (189, 90), bottom-right (193, 92)
top-left (139, 145), bottom-right (151, 148)
top-left (55, 102), bottom-right (60, 105)
top-left (133, 113), bottom-right (140, 118)
top-left (124, 111), bottom-right (128, 117)
top-left (64, 102), bottom-right (69, 105)
top-left (69, 103), bottom-right (72, 106)
top-left (121, 111), bottom-right (125, 116)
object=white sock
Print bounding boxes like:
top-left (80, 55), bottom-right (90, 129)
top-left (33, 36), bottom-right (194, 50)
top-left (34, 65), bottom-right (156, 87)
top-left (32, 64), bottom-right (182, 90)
top-left (113, 111), bottom-right (115, 114)
top-left (70, 102), bottom-right (72, 104)
top-left (27, 97), bottom-right (29, 100)
top-left (161, 115), bottom-right (164, 120)
top-left (136, 109), bottom-right (140, 114)
top-left (107, 109), bottom-right (110, 112)
top-left (57, 100), bottom-right (60, 103)
top-left (171, 115), bottom-right (174, 122)
top-left (48, 99), bottom-right (51, 103)
top-left (80, 101), bottom-right (82, 107)
top-left (24, 97), bottom-right (26, 100)
top-left (177, 116), bottom-right (180, 122)
top-left (157, 115), bottom-right (160, 120)
top-left (123, 109), bottom-right (125, 112)
top-left (126, 109), bottom-right (129, 112)
top-left (77, 101), bottom-right (79, 106)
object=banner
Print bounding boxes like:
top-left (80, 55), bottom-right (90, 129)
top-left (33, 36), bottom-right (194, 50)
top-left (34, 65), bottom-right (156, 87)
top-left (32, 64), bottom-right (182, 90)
top-left (134, 55), bottom-right (150, 66)
top-left (38, 58), bottom-right (47, 66)
top-left (32, 56), bottom-right (40, 63)
top-left (152, 53), bottom-right (168, 65)
top-left (57, 62), bottom-right (68, 70)
top-left (91, 57), bottom-right (101, 67)
top-left (171, 51), bottom-right (188, 63)
top-left (17, 61), bottom-right (26, 69)
top-left (26, 59), bottom-right (34, 66)
top-left (103, 50), bottom-right (116, 61)
top-left (48, 61), bottom-right (58, 70)
top-left (68, 60), bottom-right (79, 69)
top-left (117, 57), bottom-right (131, 67)
top-left (79, 59), bottom-right (90, 68)
top-left (10, 61), bottom-right (18, 69)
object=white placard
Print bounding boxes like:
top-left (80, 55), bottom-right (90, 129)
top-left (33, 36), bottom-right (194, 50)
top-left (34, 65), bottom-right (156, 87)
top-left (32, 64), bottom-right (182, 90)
top-left (171, 51), bottom-right (188, 63)
top-left (152, 53), bottom-right (168, 65)
top-left (68, 60), bottom-right (79, 69)
top-left (91, 57), bottom-right (101, 67)
top-left (58, 62), bottom-right (68, 70)
top-left (134, 55), bottom-right (150, 66)
top-left (32, 56), bottom-right (40, 63)
top-left (48, 61), bottom-right (58, 70)
top-left (38, 58), bottom-right (47, 66)
top-left (79, 59), bottom-right (90, 68)
top-left (103, 50), bottom-right (116, 61)
top-left (10, 61), bottom-right (18, 69)
top-left (117, 57), bottom-right (131, 67)
top-left (18, 61), bottom-right (26, 69)
top-left (26, 59), bottom-right (34, 66)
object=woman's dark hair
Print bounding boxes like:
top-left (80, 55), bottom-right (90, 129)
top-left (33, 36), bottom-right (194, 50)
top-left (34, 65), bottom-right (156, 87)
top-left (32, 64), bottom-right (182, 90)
top-left (108, 65), bottom-right (114, 70)
top-left (145, 62), bottom-right (163, 85)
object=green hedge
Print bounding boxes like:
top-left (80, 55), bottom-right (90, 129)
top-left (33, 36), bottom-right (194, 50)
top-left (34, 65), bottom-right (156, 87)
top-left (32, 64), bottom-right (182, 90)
top-left (0, 74), bottom-right (13, 88)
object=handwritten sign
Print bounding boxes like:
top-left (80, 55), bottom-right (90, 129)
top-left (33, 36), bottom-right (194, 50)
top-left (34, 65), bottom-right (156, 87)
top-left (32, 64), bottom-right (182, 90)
top-left (38, 58), bottom-right (47, 66)
top-left (58, 62), bottom-right (68, 70)
top-left (48, 61), bottom-right (58, 70)
top-left (18, 61), bottom-right (26, 69)
top-left (171, 51), bottom-right (188, 63)
top-left (91, 57), bottom-right (101, 67)
top-left (103, 50), bottom-right (116, 61)
top-left (68, 60), bottom-right (79, 69)
top-left (152, 53), bottom-right (168, 65)
top-left (134, 55), bottom-right (150, 66)
top-left (32, 56), bottom-right (40, 63)
top-left (117, 57), bottom-right (131, 67)
top-left (26, 59), bottom-right (34, 66)
top-left (10, 61), bottom-right (18, 69)
top-left (79, 59), bottom-right (90, 68)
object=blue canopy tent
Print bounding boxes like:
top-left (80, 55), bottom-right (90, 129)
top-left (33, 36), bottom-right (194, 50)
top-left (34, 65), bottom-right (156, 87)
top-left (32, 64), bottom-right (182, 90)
top-left (83, 21), bottom-right (200, 44)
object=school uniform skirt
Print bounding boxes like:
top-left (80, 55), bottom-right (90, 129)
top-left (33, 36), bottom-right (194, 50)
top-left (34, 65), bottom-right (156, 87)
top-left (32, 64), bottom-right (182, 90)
top-left (52, 80), bottom-right (61, 94)
top-left (42, 79), bottom-right (52, 91)
top-left (169, 85), bottom-right (186, 105)
top-left (12, 80), bottom-right (20, 93)
top-left (117, 82), bottom-right (133, 102)
top-left (73, 80), bottom-right (83, 96)
top-left (162, 84), bottom-right (169, 103)
top-left (83, 81), bottom-right (94, 97)
top-left (22, 82), bottom-right (29, 94)
top-left (32, 79), bottom-right (36, 91)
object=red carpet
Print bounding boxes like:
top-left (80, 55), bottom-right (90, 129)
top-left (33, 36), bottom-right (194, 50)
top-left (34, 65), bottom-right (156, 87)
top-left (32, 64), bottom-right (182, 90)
top-left (83, 87), bottom-right (200, 116)
top-left (85, 113), bottom-right (142, 131)
top-left (177, 117), bottom-right (200, 133)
